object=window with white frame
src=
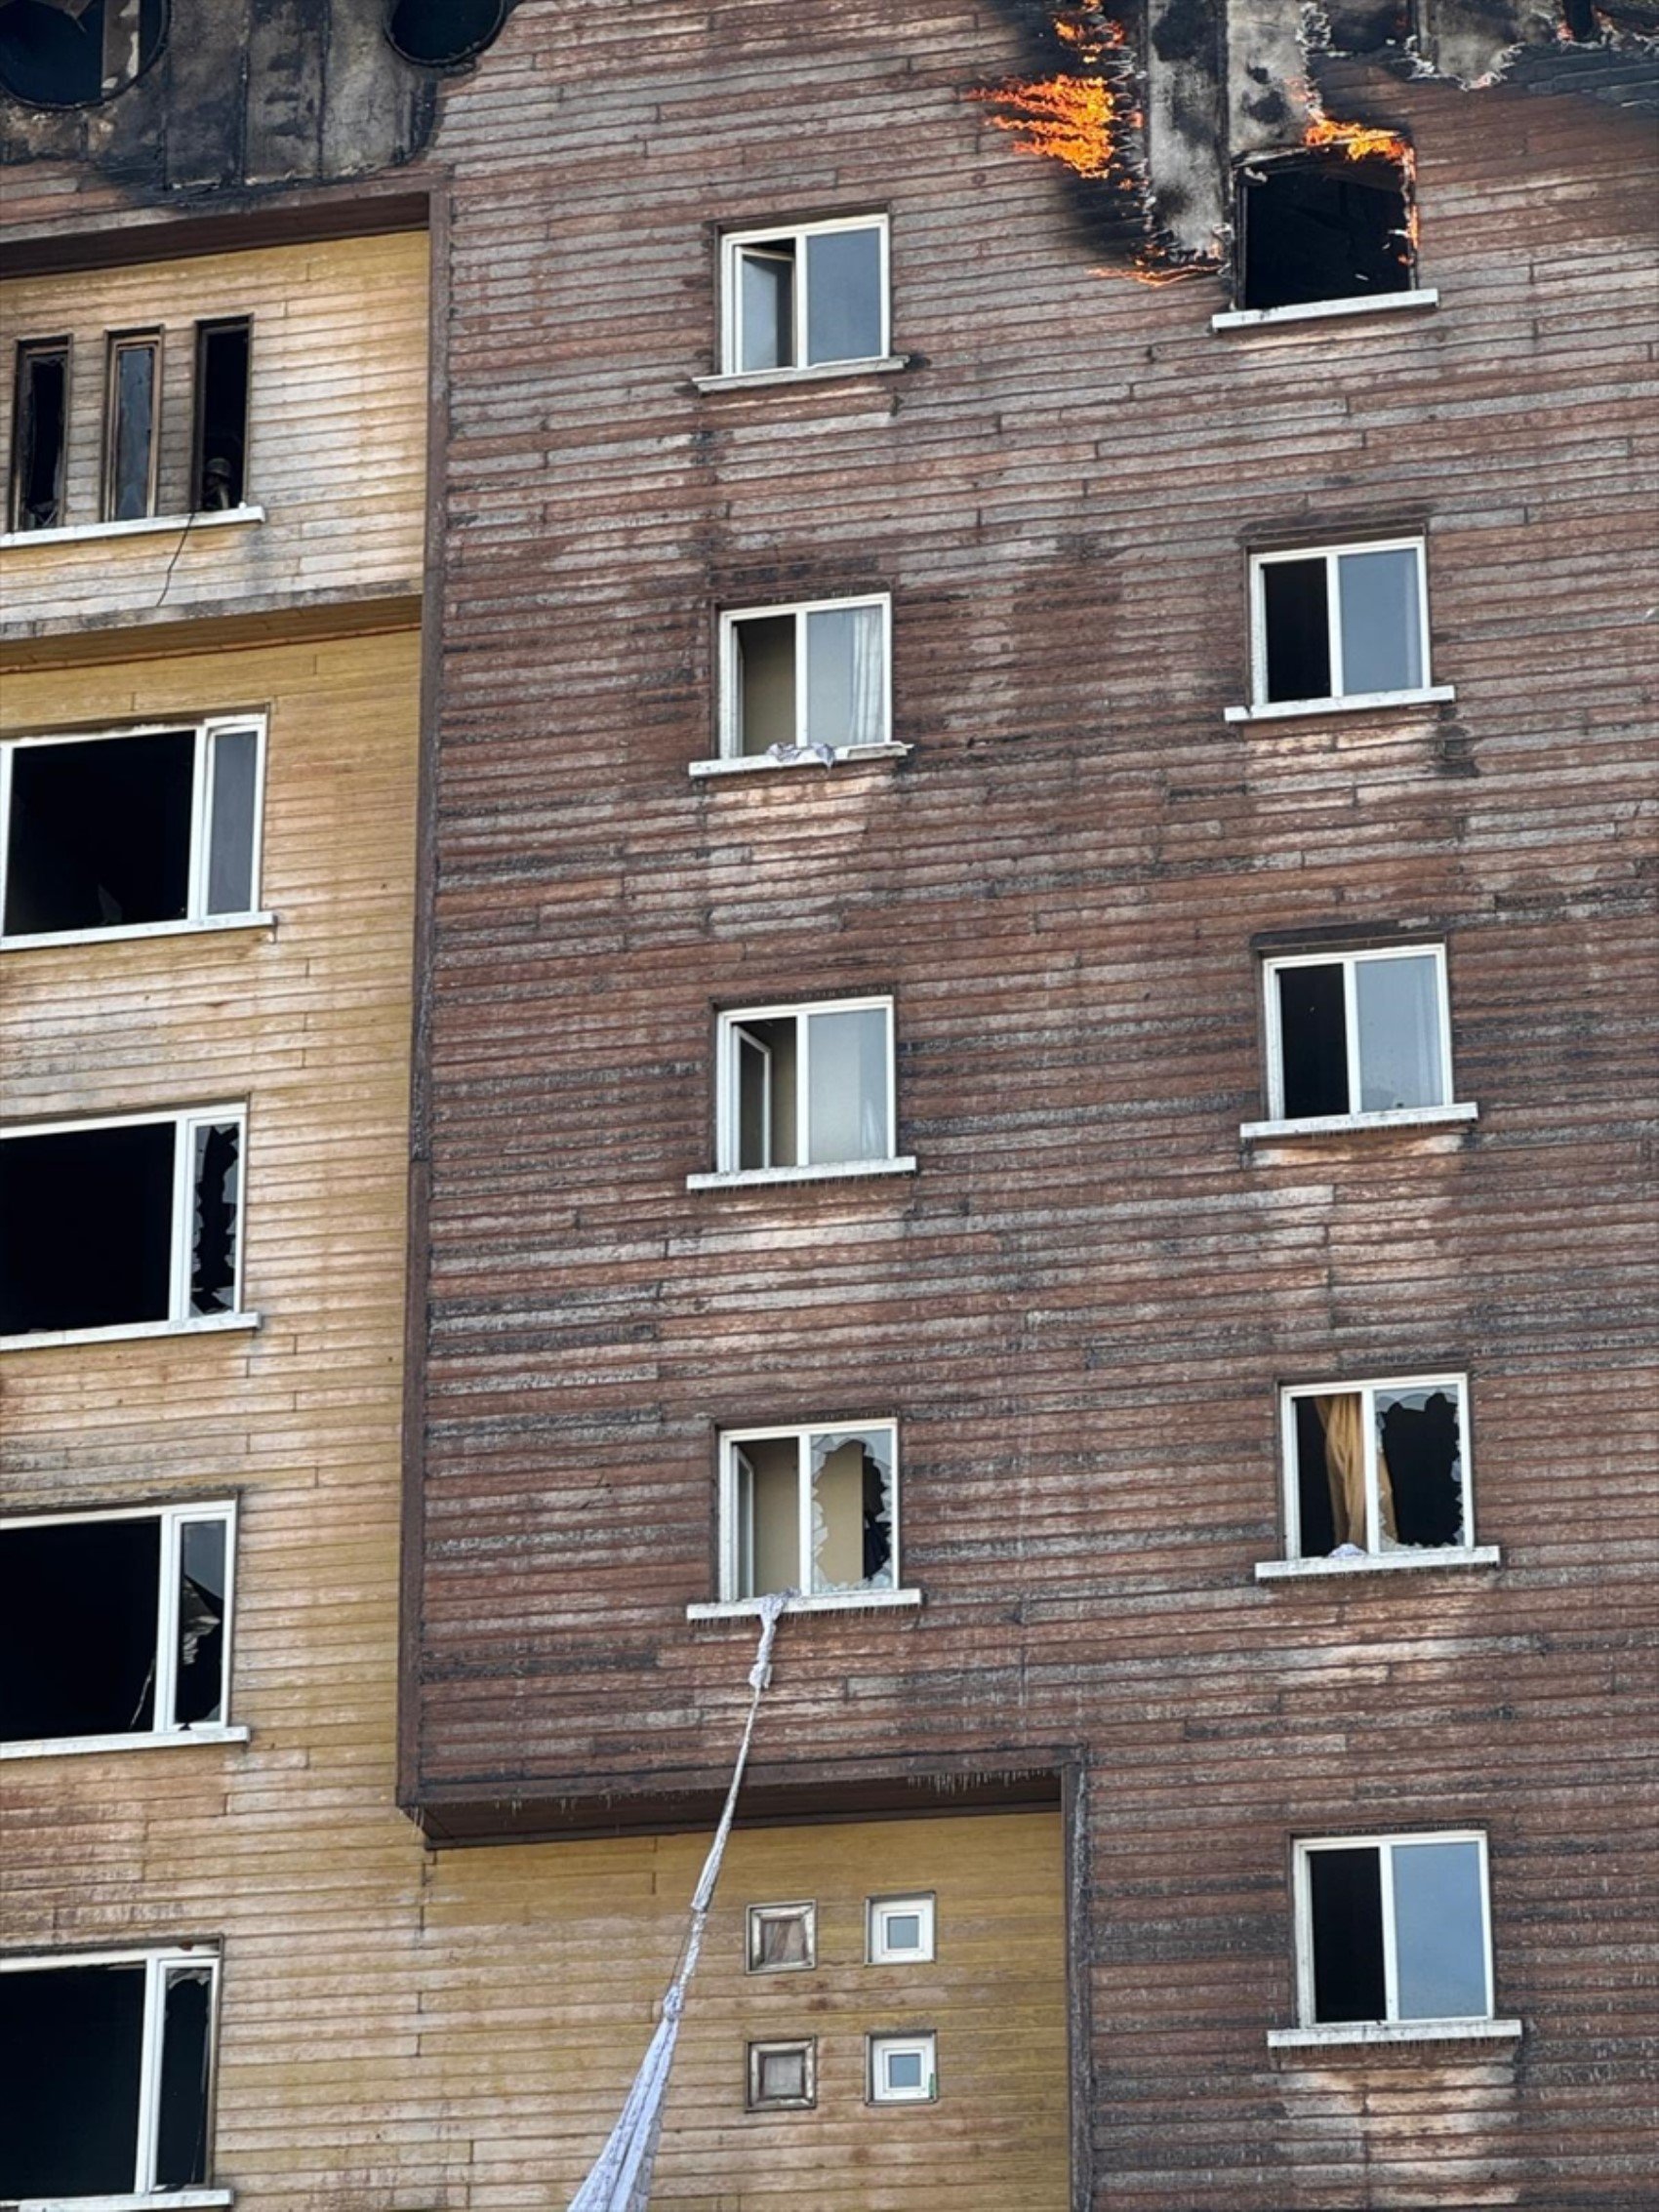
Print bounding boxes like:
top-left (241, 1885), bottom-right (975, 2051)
top-left (0, 1501), bottom-right (237, 1754)
top-left (1263, 945), bottom-right (1454, 1124)
top-left (747, 1902), bottom-right (816, 1974)
top-left (0, 716), bottom-right (265, 945)
top-left (722, 216), bottom-right (889, 378)
top-left (1283, 1376), bottom-right (1471, 1561)
top-left (720, 1423), bottom-right (898, 1604)
top-left (746, 2036), bottom-right (816, 2111)
top-left (868, 1894), bottom-right (935, 1964)
top-left (1249, 539), bottom-right (1430, 709)
top-left (0, 1106), bottom-right (247, 1346)
top-left (0, 1948), bottom-right (220, 2197)
top-left (1294, 1833), bottom-right (1495, 2029)
top-left (718, 595), bottom-right (890, 760)
top-left (714, 997), bottom-right (897, 1176)
top-left (869, 2031), bottom-right (937, 2104)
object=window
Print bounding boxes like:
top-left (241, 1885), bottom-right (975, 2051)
top-left (9, 339), bottom-right (69, 531)
top-left (1, 716), bottom-right (265, 944)
top-left (0, 1501), bottom-right (236, 1753)
top-left (746, 2037), bottom-right (816, 2111)
top-left (1248, 539), bottom-right (1431, 710)
top-left (103, 331), bottom-right (161, 521)
top-left (720, 1423), bottom-right (898, 1604)
top-left (868, 2031), bottom-right (937, 2105)
top-left (722, 217), bottom-right (889, 377)
top-left (0, 1948), bottom-right (219, 2197)
top-left (1294, 1834), bottom-right (1495, 2030)
top-left (718, 595), bottom-right (891, 760)
top-left (1262, 945), bottom-right (1455, 1125)
top-left (711, 997), bottom-right (898, 1177)
top-left (1282, 1377), bottom-right (1472, 1560)
top-left (192, 318), bottom-right (252, 510)
top-left (0, 1106), bottom-right (247, 1346)
top-left (747, 1902), bottom-right (816, 1973)
top-left (0, 1), bottom-right (170, 111)
top-left (868, 1895), bottom-right (935, 1964)
top-left (1236, 151), bottom-right (1414, 314)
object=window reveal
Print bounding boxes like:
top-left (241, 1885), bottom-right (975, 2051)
top-left (1267, 946), bottom-right (1451, 1122)
top-left (1252, 540), bottom-right (1429, 707)
top-left (1286, 1378), bottom-right (1469, 1558)
top-left (722, 1424), bottom-right (898, 1603)
top-left (746, 2037), bottom-right (816, 2111)
top-left (746, 1902), bottom-right (816, 1973)
top-left (9, 340), bottom-right (69, 532)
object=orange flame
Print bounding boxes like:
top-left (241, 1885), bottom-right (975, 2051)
top-left (972, 70), bottom-right (1121, 180)
top-left (1302, 116), bottom-right (1412, 163)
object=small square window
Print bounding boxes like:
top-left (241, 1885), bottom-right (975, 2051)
top-left (714, 996), bottom-right (897, 1175)
top-left (719, 595), bottom-right (891, 760)
top-left (720, 1423), bottom-right (898, 1603)
top-left (747, 1901), bottom-right (816, 1973)
top-left (1235, 150), bottom-right (1414, 314)
top-left (747, 2036), bottom-right (817, 2111)
top-left (1284, 1376), bottom-right (1471, 1561)
top-left (722, 218), bottom-right (889, 377)
top-left (868, 1894), bottom-right (935, 1963)
top-left (868, 2031), bottom-right (937, 2104)
top-left (1249, 539), bottom-right (1430, 709)
top-left (1263, 945), bottom-right (1453, 1125)
top-left (1296, 1833), bottom-right (1495, 2028)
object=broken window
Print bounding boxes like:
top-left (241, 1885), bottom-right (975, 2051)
top-left (192, 317), bottom-right (251, 510)
top-left (747, 1902), bottom-right (816, 1974)
top-left (0, 716), bottom-right (265, 941)
top-left (868, 1894), bottom-right (936, 1964)
top-left (722, 217), bottom-right (889, 377)
top-left (869, 2031), bottom-right (937, 2104)
top-left (746, 2037), bottom-right (816, 2111)
top-left (384, 0), bottom-right (508, 66)
top-left (720, 594), bottom-right (891, 759)
top-left (1236, 149), bottom-right (1414, 314)
top-left (0, 0), bottom-right (170, 110)
top-left (1299, 1834), bottom-right (1493, 2027)
top-left (1284, 1377), bottom-right (1470, 1560)
top-left (717, 997), bottom-right (895, 1174)
top-left (721, 1423), bottom-right (899, 1604)
top-left (1250, 539), bottom-right (1430, 708)
top-left (0, 1502), bottom-right (234, 1750)
top-left (1264, 945), bottom-right (1452, 1123)
top-left (1560, 1), bottom-right (1600, 40)
top-left (0, 1949), bottom-right (217, 2196)
top-left (8, 339), bottom-right (69, 532)
top-left (102, 330), bottom-right (160, 521)
top-left (0, 1106), bottom-right (246, 1343)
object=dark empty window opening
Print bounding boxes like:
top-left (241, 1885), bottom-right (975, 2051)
top-left (103, 331), bottom-right (160, 521)
top-left (1560, 1), bottom-right (1600, 39)
top-left (1300, 1835), bottom-right (1493, 2027)
top-left (0, 0), bottom-right (169, 111)
top-left (0, 1951), bottom-right (216, 2197)
top-left (1237, 150), bottom-right (1413, 314)
top-left (0, 1108), bottom-right (245, 1342)
top-left (384, 0), bottom-right (508, 67)
top-left (192, 318), bottom-right (251, 510)
top-left (1288, 1378), bottom-right (1469, 1559)
top-left (9, 340), bottom-right (68, 532)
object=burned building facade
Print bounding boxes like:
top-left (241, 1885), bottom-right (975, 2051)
top-left (2, 3), bottom-right (1655, 2207)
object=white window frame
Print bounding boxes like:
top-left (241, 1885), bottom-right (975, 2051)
top-left (1234, 536), bottom-right (1448, 719)
top-left (745, 1900), bottom-right (817, 1975)
top-left (1290, 1831), bottom-right (1497, 2031)
top-left (0, 1105), bottom-right (254, 1353)
top-left (720, 214), bottom-right (892, 379)
top-left (704, 995), bottom-right (905, 1185)
top-left (0, 714), bottom-right (270, 952)
top-left (0, 1945), bottom-right (225, 2203)
top-left (867, 1893), bottom-right (936, 1964)
top-left (1274, 1373), bottom-right (1476, 1563)
top-left (715, 593), bottom-right (893, 762)
top-left (868, 2030), bottom-right (938, 2105)
top-left (715, 1420), bottom-right (904, 1609)
top-left (746, 2035), bottom-right (817, 2112)
top-left (1256, 943), bottom-right (1462, 1134)
top-left (0, 1498), bottom-right (243, 1759)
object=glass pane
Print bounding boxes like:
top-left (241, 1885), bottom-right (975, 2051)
top-left (884, 1912), bottom-right (921, 1951)
top-left (735, 615), bottom-right (795, 754)
top-left (805, 1005), bottom-right (889, 1163)
top-left (1355, 953), bottom-right (1444, 1112)
top-left (206, 728), bottom-right (259, 914)
top-left (804, 225), bottom-right (882, 364)
top-left (804, 604), bottom-right (884, 749)
top-left (739, 247), bottom-right (794, 372)
top-left (1262, 558), bottom-right (1331, 703)
top-left (109, 343), bottom-right (156, 521)
top-left (0, 1963), bottom-right (145, 2192)
top-left (1337, 546), bottom-right (1423, 696)
top-left (190, 1120), bottom-right (241, 1315)
top-left (809, 1427), bottom-right (894, 1594)
top-left (752, 1910), bottom-right (811, 1969)
top-left (755, 2045), bottom-right (808, 2102)
top-left (1376, 1385), bottom-right (1464, 1549)
top-left (1308, 1846), bottom-right (1386, 2024)
top-left (1392, 1841), bottom-right (1488, 2020)
top-left (1275, 962), bottom-right (1349, 1119)
top-left (177, 1519), bottom-right (228, 1726)
top-left (154, 1967), bottom-right (214, 2186)
top-left (886, 2050), bottom-right (924, 2090)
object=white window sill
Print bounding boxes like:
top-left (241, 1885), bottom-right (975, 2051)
top-left (0, 1310), bottom-right (261, 1355)
top-left (10, 2195), bottom-right (234, 2211)
top-left (693, 354), bottom-right (910, 394)
top-left (1240, 1103), bottom-right (1477, 1144)
top-left (1256, 1546), bottom-right (1499, 1583)
top-left (1212, 289), bottom-right (1439, 335)
top-left (1268, 2018), bottom-right (1521, 2052)
top-left (689, 743), bottom-right (910, 780)
top-left (1, 1724), bottom-right (250, 1761)
top-left (688, 1589), bottom-right (922, 1622)
top-left (686, 1156), bottom-right (916, 1192)
top-left (0, 505), bottom-right (263, 552)
top-left (0, 912), bottom-right (275, 955)
top-left (1225, 685), bottom-right (1455, 725)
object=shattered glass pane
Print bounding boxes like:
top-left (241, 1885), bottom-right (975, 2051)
top-left (804, 224), bottom-right (882, 364)
top-left (1377, 1385), bottom-right (1464, 1549)
top-left (177, 1518), bottom-right (227, 1725)
top-left (1337, 546), bottom-right (1423, 696)
top-left (155, 1967), bottom-right (213, 2186)
top-left (1392, 1840), bottom-right (1487, 2020)
top-left (1355, 952), bottom-right (1443, 1112)
top-left (189, 1120), bottom-right (241, 1314)
top-left (739, 245), bottom-right (794, 372)
top-left (809, 1427), bottom-right (894, 1594)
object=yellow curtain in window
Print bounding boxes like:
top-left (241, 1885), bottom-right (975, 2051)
top-left (1316, 1393), bottom-right (1396, 1548)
